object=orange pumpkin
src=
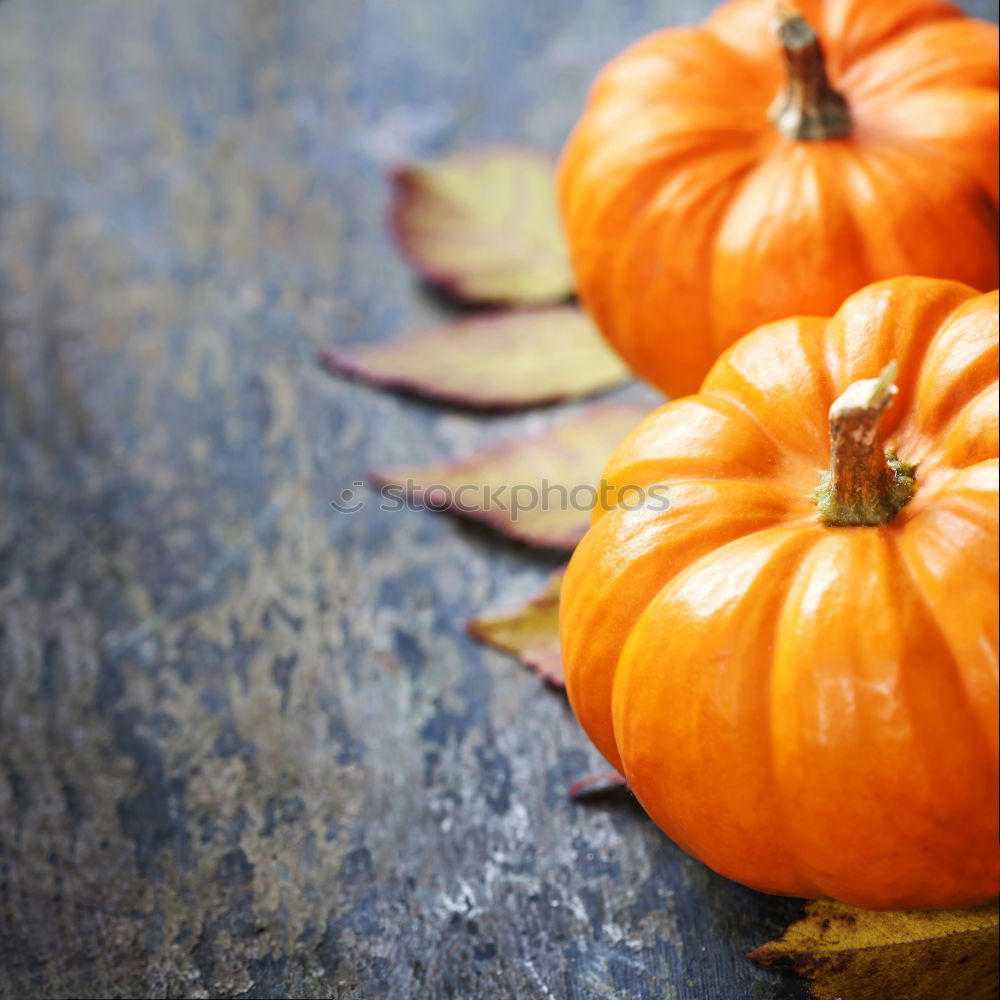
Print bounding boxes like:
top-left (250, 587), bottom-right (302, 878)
top-left (558, 0), bottom-right (999, 398)
top-left (559, 277), bottom-right (999, 909)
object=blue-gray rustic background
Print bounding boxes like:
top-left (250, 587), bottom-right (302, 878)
top-left (0, 2), bottom-right (994, 997)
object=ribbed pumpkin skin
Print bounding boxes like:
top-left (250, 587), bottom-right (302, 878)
top-left (558, 0), bottom-right (999, 398)
top-left (559, 278), bottom-right (999, 909)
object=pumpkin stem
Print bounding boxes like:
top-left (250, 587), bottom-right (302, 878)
top-left (769, 8), bottom-right (852, 140)
top-left (814, 361), bottom-right (916, 526)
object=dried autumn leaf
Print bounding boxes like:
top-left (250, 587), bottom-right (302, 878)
top-left (468, 570), bottom-right (564, 685)
top-left (567, 771), bottom-right (628, 802)
top-left (750, 899), bottom-right (999, 1000)
top-left (372, 401), bottom-right (648, 549)
top-left (390, 146), bottom-right (574, 305)
top-left (321, 307), bottom-right (629, 409)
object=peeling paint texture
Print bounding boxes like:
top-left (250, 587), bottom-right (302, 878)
top-left (0, 2), bottom-right (991, 998)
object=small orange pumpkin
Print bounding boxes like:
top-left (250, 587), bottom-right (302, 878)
top-left (559, 277), bottom-right (999, 909)
top-left (558, 0), bottom-right (999, 397)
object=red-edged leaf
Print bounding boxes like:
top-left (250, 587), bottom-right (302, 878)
top-left (320, 307), bottom-right (629, 409)
top-left (371, 401), bottom-right (648, 549)
top-left (568, 771), bottom-right (628, 802)
top-left (468, 570), bottom-right (565, 686)
top-left (390, 146), bottom-right (573, 305)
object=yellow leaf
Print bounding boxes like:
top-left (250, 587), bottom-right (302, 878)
top-left (321, 306), bottom-right (629, 409)
top-left (468, 570), bottom-right (564, 686)
top-left (749, 899), bottom-right (999, 1000)
top-left (390, 146), bottom-right (574, 305)
top-left (372, 402), bottom-right (649, 549)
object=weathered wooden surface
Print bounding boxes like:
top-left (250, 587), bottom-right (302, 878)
top-left (0, 2), bottom-right (992, 998)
